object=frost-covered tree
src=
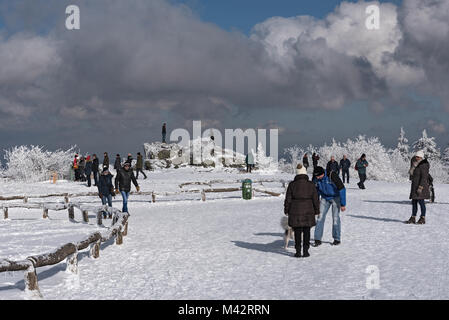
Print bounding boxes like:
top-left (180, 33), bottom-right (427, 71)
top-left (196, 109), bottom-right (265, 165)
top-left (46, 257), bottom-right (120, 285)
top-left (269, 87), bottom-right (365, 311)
top-left (283, 145), bottom-right (305, 174)
top-left (412, 129), bottom-right (440, 160)
top-left (442, 144), bottom-right (449, 166)
top-left (397, 127), bottom-right (410, 159)
top-left (256, 142), bottom-right (278, 174)
top-left (318, 138), bottom-right (346, 164)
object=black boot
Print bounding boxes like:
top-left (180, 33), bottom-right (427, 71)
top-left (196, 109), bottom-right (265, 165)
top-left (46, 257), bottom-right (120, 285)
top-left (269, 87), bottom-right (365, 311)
top-left (313, 240), bottom-right (322, 247)
top-left (332, 240), bottom-right (341, 246)
top-left (302, 249), bottom-right (310, 257)
top-left (417, 216), bottom-right (426, 224)
top-left (405, 216), bottom-right (416, 224)
top-left (294, 251), bottom-right (302, 258)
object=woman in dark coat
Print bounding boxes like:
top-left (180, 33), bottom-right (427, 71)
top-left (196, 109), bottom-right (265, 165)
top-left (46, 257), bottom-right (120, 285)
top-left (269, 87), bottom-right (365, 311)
top-left (284, 164), bottom-right (320, 257)
top-left (406, 150), bottom-right (430, 224)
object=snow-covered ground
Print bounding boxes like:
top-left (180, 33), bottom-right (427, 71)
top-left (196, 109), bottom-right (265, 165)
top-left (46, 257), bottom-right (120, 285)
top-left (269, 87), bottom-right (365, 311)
top-left (1, 167), bottom-right (448, 299)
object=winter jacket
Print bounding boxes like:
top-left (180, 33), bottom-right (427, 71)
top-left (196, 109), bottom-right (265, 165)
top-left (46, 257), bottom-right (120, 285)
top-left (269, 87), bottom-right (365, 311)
top-left (340, 158), bottom-right (351, 171)
top-left (114, 157), bottom-right (121, 171)
top-left (313, 170), bottom-right (346, 207)
top-left (356, 158), bottom-right (368, 175)
top-left (326, 160), bottom-right (340, 174)
top-left (98, 173), bottom-right (114, 196)
top-left (284, 174), bottom-right (320, 227)
top-left (162, 124), bottom-right (167, 134)
top-left (312, 154), bottom-right (319, 168)
top-left (73, 158), bottom-right (78, 169)
top-left (246, 153), bottom-right (255, 165)
top-left (136, 154), bottom-right (144, 169)
top-left (92, 158), bottom-right (99, 172)
top-left (302, 156), bottom-right (309, 168)
top-left (115, 167), bottom-right (138, 192)
top-left (409, 159), bottom-right (430, 200)
top-left (85, 160), bottom-right (92, 176)
top-left (103, 155), bottom-right (109, 168)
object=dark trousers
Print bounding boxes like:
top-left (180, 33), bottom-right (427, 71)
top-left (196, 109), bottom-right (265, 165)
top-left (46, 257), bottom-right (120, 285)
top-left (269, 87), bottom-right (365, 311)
top-left (342, 169), bottom-right (349, 183)
top-left (93, 171), bottom-right (98, 186)
top-left (412, 199), bottom-right (426, 217)
top-left (293, 227), bottom-right (311, 253)
top-left (86, 172), bottom-right (92, 187)
top-left (246, 164), bottom-right (252, 173)
top-left (136, 168), bottom-right (147, 179)
top-left (358, 173), bottom-right (366, 188)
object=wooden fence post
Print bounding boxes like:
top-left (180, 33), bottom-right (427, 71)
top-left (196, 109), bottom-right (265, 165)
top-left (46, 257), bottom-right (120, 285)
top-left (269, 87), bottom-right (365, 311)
top-left (3, 207), bottom-right (8, 220)
top-left (64, 196), bottom-right (69, 203)
top-left (152, 192), bottom-right (156, 203)
top-left (116, 230), bottom-right (123, 245)
top-left (68, 205), bottom-right (75, 221)
top-left (201, 190), bottom-right (206, 202)
top-left (82, 210), bottom-right (89, 223)
top-left (97, 211), bottom-right (103, 226)
top-left (123, 221), bottom-right (128, 236)
top-left (24, 261), bottom-right (42, 298)
top-left (23, 197), bottom-right (28, 204)
top-left (43, 208), bottom-right (49, 219)
top-left (91, 240), bottom-right (100, 259)
top-left (66, 250), bottom-right (78, 274)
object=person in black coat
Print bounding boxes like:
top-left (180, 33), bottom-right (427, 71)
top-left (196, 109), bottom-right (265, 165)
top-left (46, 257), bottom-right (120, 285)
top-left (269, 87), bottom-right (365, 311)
top-left (302, 154), bottom-right (309, 171)
top-left (284, 164), bottom-right (320, 258)
top-left (84, 156), bottom-right (93, 187)
top-left (115, 162), bottom-right (139, 213)
top-left (114, 154), bottom-right (121, 171)
top-left (326, 156), bottom-right (340, 175)
top-left (406, 150), bottom-right (430, 224)
top-left (312, 153), bottom-right (320, 170)
top-left (92, 154), bottom-right (99, 186)
top-left (98, 166), bottom-right (115, 219)
top-left (339, 155), bottom-right (351, 183)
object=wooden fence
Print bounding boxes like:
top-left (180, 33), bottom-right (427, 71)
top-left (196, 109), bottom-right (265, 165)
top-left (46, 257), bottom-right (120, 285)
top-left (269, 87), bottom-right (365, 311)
top-left (0, 206), bottom-right (129, 298)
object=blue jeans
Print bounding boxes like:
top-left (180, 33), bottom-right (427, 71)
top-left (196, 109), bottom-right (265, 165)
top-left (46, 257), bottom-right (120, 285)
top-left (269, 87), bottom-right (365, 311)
top-left (412, 199), bottom-right (426, 217)
top-left (120, 191), bottom-right (130, 213)
top-left (101, 194), bottom-right (113, 216)
top-left (314, 197), bottom-right (341, 242)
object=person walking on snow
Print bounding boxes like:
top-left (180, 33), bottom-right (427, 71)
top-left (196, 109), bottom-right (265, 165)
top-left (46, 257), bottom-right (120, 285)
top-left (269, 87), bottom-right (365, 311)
top-left (406, 150), bottom-right (430, 224)
top-left (312, 153), bottom-right (320, 170)
top-left (312, 166), bottom-right (346, 246)
top-left (92, 154), bottom-right (99, 186)
top-left (326, 156), bottom-right (340, 176)
top-left (114, 154), bottom-right (121, 171)
top-left (245, 150), bottom-right (255, 173)
top-left (340, 155), bottom-right (351, 184)
top-left (284, 164), bottom-right (320, 258)
top-left (98, 165), bottom-right (115, 219)
top-left (356, 154), bottom-right (368, 189)
top-left (85, 155), bottom-right (93, 187)
top-left (136, 152), bottom-right (147, 179)
top-left (115, 161), bottom-right (139, 213)
top-left (302, 154), bottom-right (310, 171)
top-left (103, 152), bottom-right (109, 169)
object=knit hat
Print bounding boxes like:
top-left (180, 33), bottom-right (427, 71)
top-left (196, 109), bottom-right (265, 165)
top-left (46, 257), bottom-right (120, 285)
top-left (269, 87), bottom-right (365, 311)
top-left (415, 150), bottom-right (425, 158)
top-left (313, 166), bottom-right (325, 177)
top-left (296, 164), bottom-right (307, 175)
top-left (102, 165), bottom-right (109, 172)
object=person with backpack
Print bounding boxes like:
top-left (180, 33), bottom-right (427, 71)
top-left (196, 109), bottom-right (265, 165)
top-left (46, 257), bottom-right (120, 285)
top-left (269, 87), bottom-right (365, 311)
top-left (136, 152), bottom-right (147, 179)
top-left (312, 166), bottom-right (346, 246)
top-left (98, 165), bottom-right (115, 219)
top-left (355, 154), bottom-right (369, 189)
top-left (406, 150), bottom-right (430, 224)
top-left (115, 161), bottom-right (140, 213)
top-left (92, 154), bottom-right (99, 186)
top-left (284, 164), bottom-right (320, 258)
top-left (339, 155), bottom-right (351, 184)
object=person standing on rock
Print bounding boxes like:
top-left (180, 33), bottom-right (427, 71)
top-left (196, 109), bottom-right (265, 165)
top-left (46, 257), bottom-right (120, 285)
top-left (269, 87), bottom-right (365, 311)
top-left (312, 166), bottom-right (346, 246)
top-left (162, 123), bottom-right (167, 143)
top-left (98, 165), bottom-right (115, 219)
top-left (136, 152), bottom-right (147, 179)
top-left (115, 161), bottom-right (139, 213)
top-left (284, 164), bottom-right (320, 258)
top-left (406, 150), bottom-right (430, 224)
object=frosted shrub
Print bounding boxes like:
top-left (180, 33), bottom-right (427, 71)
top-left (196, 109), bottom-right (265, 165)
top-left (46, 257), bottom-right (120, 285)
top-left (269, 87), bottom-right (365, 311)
top-left (256, 143), bottom-right (278, 174)
top-left (3, 145), bottom-right (77, 182)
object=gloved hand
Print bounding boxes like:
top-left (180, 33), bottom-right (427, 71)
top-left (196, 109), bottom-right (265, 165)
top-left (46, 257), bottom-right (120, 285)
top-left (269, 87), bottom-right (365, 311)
top-left (417, 186), bottom-right (423, 195)
top-left (136, 186), bottom-right (140, 192)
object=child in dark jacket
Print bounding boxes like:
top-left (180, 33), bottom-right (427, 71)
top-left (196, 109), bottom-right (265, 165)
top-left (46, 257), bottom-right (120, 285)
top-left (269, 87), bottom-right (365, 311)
top-left (98, 166), bottom-right (115, 219)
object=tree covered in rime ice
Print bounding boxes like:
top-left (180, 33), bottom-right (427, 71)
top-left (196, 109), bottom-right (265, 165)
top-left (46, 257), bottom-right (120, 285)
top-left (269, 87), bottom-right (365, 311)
top-left (397, 127), bottom-right (410, 159)
top-left (255, 143), bottom-right (278, 174)
top-left (3, 145), bottom-right (77, 182)
top-left (412, 130), bottom-right (441, 160)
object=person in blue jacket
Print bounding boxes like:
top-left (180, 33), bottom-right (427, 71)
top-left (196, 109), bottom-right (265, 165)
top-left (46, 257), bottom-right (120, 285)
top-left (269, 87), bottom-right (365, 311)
top-left (312, 166), bottom-right (346, 246)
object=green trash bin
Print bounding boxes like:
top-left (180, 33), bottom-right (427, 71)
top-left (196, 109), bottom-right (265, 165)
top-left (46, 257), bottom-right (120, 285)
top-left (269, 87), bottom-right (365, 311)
top-left (242, 179), bottom-right (252, 200)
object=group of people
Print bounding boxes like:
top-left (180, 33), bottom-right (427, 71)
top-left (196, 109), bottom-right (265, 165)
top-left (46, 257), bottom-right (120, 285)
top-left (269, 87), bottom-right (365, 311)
top-left (303, 153), bottom-right (369, 189)
top-left (72, 151), bottom-right (145, 218)
top-left (285, 149), bottom-right (432, 258)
